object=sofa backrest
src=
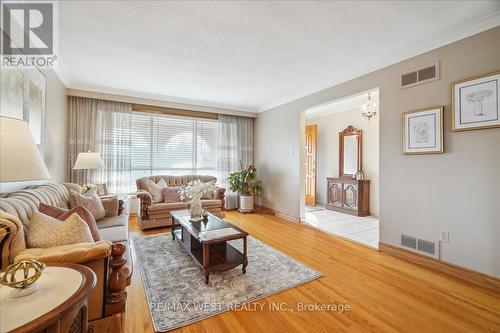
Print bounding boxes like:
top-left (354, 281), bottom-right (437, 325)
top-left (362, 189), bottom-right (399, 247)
top-left (0, 183), bottom-right (70, 228)
top-left (136, 175), bottom-right (217, 192)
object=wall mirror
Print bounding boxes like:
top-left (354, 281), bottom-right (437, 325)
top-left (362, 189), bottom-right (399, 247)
top-left (339, 126), bottom-right (362, 177)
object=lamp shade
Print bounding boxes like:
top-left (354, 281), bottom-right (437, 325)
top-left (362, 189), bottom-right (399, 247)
top-left (0, 117), bottom-right (50, 182)
top-left (73, 152), bottom-right (105, 170)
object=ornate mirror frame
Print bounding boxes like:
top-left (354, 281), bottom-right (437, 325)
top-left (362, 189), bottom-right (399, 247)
top-left (339, 125), bottom-right (362, 178)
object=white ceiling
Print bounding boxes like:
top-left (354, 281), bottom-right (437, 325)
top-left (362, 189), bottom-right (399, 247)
top-left (57, 1), bottom-right (500, 112)
top-left (305, 90), bottom-right (379, 119)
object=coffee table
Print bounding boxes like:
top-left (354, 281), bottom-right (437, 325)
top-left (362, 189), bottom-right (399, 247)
top-left (170, 210), bottom-right (248, 284)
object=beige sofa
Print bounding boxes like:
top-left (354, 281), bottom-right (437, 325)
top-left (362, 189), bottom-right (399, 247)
top-left (136, 175), bottom-right (226, 230)
top-left (0, 183), bottom-right (132, 327)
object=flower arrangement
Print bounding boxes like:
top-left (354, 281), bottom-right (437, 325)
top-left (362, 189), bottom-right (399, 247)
top-left (179, 180), bottom-right (217, 201)
top-left (81, 183), bottom-right (97, 194)
top-left (180, 180), bottom-right (217, 221)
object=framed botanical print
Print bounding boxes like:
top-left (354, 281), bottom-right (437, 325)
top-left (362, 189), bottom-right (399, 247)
top-left (451, 70), bottom-right (500, 131)
top-left (402, 106), bottom-right (444, 155)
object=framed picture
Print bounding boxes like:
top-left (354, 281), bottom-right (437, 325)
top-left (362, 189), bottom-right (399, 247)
top-left (0, 31), bottom-right (47, 154)
top-left (451, 70), bottom-right (500, 131)
top-left (402, 106), bottom-right (444, 155)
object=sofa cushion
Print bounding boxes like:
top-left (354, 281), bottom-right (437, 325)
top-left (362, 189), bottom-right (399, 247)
top-left (201, 199), bottom-right (222, 207)
top-left (98, 226), bottom-right (128, 243)
top-left (96, 214), bottom-right (128, 230)
top-left (137, 175), bottom-right (217, 191)
top-left (149, 202), bottom-right (188, 212)
top-left (101, 197), bottom-right (119, 217)
top-left (27, 211), bottom-right (94, 248)
top-left (62, 182), bottom-right (82, 194)
top-left (161, 186), bottom-right (183, 203)
top-left (14, 240), bottom-right (112, 264)
top-left (147, 178), bottom-right (168, 203)
top-left (38, 203), bottom-right (101, 241)
top-left (69, 188), bottom-right (105, 220)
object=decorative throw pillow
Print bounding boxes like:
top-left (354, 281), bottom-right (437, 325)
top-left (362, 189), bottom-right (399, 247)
top-left (118, 199), bottom-right (125, 215)
top-left (101, 197), bottom-right (119, 218)
top-left (147, 178), bottom-right (168, 203)
top-left (68, 187), bottom-right (106, 220)
top-left (162, 186), bottom-right (183, 203)
top-left (38, 203), bottom-right (101, 241)
top-left (201, 182), bottom-right (217, 199)
top-left (27, 211), bottom-right (94, 248)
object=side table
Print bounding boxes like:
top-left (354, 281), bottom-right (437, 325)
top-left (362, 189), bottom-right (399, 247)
top-left (0, 264), bottom-right (96, 333)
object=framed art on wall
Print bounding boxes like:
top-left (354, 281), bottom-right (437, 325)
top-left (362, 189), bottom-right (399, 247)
top-left (451, 70), bottom-right (500, 131)
top-left (0, 31), bottom-right (47, 154)
top-left (402, 106), bottom-right (444, 155)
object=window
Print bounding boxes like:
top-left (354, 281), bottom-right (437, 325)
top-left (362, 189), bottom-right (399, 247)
top-left (129, 112), bottom-right (218, 191)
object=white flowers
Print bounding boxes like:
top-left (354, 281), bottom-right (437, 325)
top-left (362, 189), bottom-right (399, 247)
top-left (179, 180), bottom-right (217, 201)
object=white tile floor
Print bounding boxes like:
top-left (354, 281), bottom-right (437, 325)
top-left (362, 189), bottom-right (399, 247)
top-left (303, 205), bottom-right (379, 249)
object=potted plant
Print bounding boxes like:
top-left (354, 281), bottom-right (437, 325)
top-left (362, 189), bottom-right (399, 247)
top-left (227, 165), bottom-right (262, 213)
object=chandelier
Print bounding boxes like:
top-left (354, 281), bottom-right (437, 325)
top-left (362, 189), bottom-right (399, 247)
top-left (361, 92), bottom-right (377, 120)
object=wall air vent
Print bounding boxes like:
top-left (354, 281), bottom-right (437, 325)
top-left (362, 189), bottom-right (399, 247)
top-left (401, 235), bottom-right (417, 249)
top-left (417, 239), bottom-right (436, 255)
top-left (401, 62), bottom-right (439, 88)
top-left (401, 235), bottom-right (437, 256)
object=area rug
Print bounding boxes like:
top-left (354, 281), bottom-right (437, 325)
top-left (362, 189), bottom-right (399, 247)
top-left (133, 233), bottom-right (322, 332)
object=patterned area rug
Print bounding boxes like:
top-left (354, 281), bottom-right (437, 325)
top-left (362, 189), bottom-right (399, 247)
top-left (133, 233), bottom-right (322, 332)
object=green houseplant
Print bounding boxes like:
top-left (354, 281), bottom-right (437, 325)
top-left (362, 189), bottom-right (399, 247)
top-left (227, 165), bottom-right (262, 213)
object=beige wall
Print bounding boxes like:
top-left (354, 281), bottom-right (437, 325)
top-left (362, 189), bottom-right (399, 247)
top-left (306, 107), bottom-right (379, 217)
top-left (255, 27), bottom-right (500, 277)
top-left (0, 69), bottom-right (67, 193)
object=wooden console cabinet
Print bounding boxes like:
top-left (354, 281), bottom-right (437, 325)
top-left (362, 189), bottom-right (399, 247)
top-left (326, 177), bottom-right (370, 216)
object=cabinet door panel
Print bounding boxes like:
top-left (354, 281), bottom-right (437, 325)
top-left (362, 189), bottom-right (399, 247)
top-left (343, 183), bottom-right (358, 210)
top-left (327, 181), bottom-right (343, 207)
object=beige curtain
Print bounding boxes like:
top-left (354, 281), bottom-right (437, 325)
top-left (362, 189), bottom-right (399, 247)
top-left (217, 115), bottom-right (254, 210)
top-left (67, 96), bottom-right (132, 192)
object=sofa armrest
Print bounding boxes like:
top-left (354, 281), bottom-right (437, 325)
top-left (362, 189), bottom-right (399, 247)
top-left (0, 213), bottom-right (26, 269)
top-left (15, 241), bottom-right (131, 318)
top-left (14, 240), bottom-right (113, 264)
top-left (136, 190), bottom-right (152, 220)
top-left (216, 187), bottom-right (226, 211)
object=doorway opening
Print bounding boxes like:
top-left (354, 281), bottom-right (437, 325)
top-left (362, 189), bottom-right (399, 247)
top-left (301, 89), bottom-right (380, 249)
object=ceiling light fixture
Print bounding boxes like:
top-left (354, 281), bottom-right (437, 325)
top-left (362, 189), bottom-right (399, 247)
top-left (361, 92), bottom-right (377, 120)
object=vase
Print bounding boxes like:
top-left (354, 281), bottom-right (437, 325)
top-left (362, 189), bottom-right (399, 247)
top-left (189, 194), bottom-right (203, 221)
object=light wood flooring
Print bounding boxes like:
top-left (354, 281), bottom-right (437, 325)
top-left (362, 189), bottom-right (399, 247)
top-left (303, 206), bottom-right (379, 248)
top-left (123, 210), bottom-right (499, 333)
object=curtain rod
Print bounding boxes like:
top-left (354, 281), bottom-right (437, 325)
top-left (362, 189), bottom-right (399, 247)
top-left (132, 104), bottom-right (219, 120)
top-left (66, 88), bottom-right (258, 118)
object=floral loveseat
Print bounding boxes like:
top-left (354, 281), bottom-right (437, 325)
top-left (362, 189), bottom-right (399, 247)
top-left (136, 175), bottom-right (226, 230)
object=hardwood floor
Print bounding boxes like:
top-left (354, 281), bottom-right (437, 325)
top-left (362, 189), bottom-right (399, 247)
top-left (124, 211), bottom-right (500, 333)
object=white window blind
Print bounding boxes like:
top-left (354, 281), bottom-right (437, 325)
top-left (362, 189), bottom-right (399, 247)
top-left (130, 112), bottom-right (218, 186)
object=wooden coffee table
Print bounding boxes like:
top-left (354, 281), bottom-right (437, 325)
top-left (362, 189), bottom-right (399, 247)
top-left (170, 210), bottom-right (248, 284)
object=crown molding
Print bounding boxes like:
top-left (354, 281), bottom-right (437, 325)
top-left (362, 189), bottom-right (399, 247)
top-left (258, 11), bottom-right (500, 113)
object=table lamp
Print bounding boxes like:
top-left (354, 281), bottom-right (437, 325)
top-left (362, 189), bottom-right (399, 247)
top-left (0, 117), bottom-right (50, 182)
top-left (73, 151), bottom-right (105, 184)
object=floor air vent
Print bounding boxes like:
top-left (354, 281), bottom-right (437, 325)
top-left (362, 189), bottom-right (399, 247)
top-left (401, 62), bottom-right (439, 88)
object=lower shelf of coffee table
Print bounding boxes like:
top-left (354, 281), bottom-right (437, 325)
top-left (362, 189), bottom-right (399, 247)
top-left (173, 229), bottom-right (244, 272)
